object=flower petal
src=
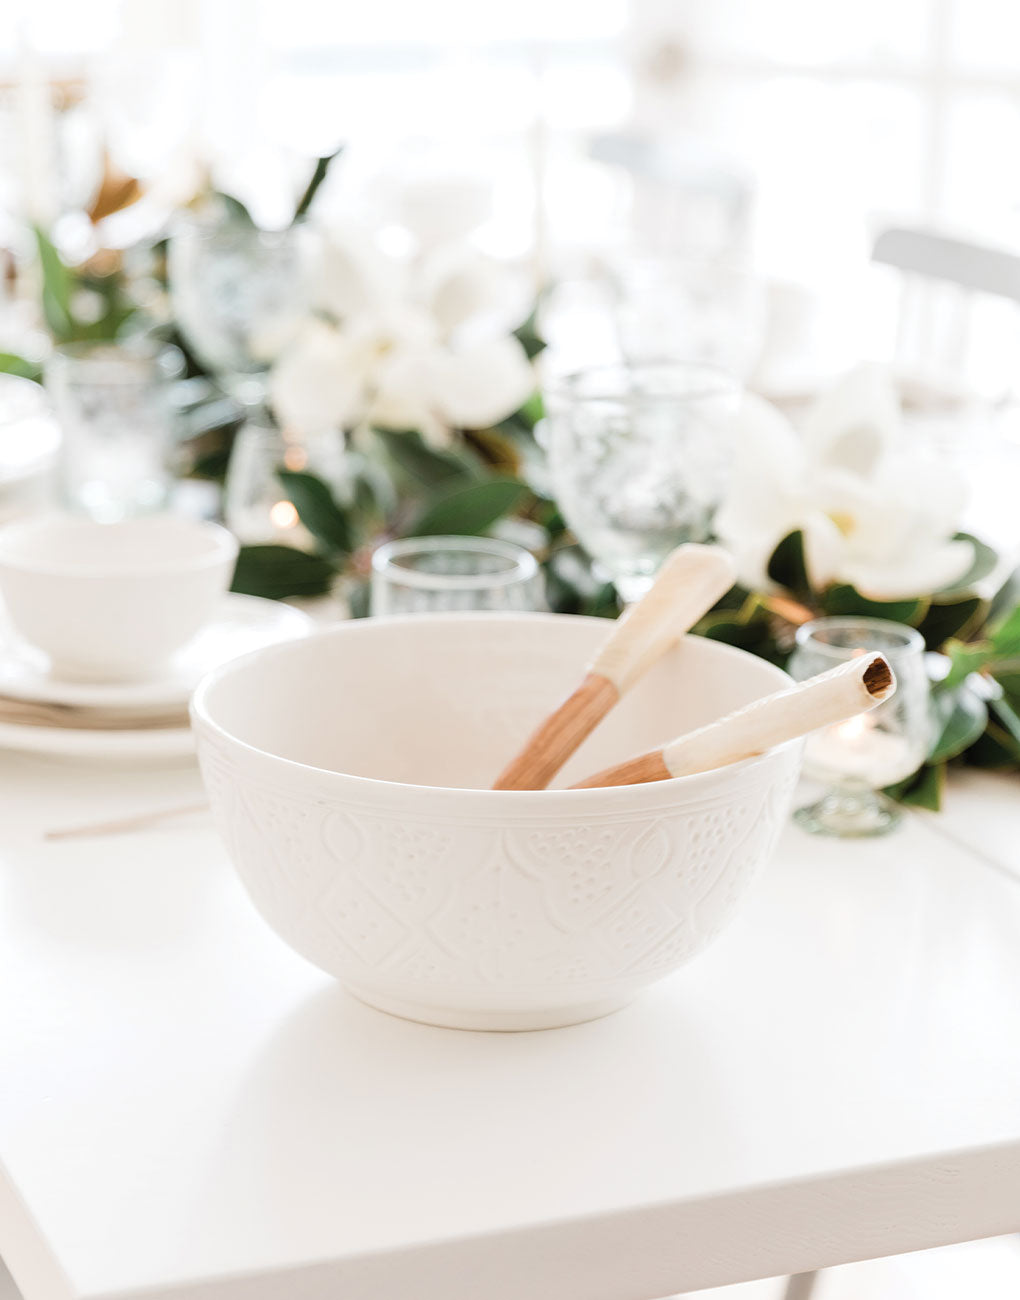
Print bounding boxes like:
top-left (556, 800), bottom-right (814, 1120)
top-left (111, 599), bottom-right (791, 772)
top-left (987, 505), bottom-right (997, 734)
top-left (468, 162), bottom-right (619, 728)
top-left (417, 245), bottom-right (531, 341)
top-left (430, 336), bottom-right (535, 430)
top-left (803, 363), bottom-right (901, 476)
top-left (315, 223), bottom-right (405, 321)
top-left (841, 538), bottom-right (974, 600)
top-left (367, 343), bottom-right (438, 433)
top-left (270, 321), bottom-right (365, 435)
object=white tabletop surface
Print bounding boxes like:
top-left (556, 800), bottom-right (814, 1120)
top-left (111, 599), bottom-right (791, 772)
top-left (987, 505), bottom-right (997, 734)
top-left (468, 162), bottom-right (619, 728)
top-left (1, 753), bottom-right (1019, 1300)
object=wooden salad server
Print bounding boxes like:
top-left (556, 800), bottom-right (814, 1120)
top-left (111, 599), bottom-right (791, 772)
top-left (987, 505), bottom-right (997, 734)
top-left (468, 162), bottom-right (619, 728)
top-left (493, 543), bottom-right (736, 790)
top-left (571, 652), bottom-right (895, 788)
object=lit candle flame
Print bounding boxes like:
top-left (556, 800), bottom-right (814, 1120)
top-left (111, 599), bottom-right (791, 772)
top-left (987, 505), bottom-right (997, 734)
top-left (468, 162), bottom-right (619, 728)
top-left (269, 500), bottom-right (299, 529)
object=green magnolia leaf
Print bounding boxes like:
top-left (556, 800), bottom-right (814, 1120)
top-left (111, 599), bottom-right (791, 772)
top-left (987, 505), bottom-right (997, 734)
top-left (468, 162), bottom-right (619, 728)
top-left (517, 389), bottom-right (544, 429)
top-left (938, 532), bottom-right (999, 594)
top-left (939, 639), bottom-right (995, 692)
top-left (33, 226), bottom-right (73, 339)
top-left (230, 544), bottom-right (337, 600)
top-left (884, 762), bottom-right (944, 811)
top-left (990, 602), bottom-right (1020, 656)
top-left (373, 428), bottom-right (483, 490)
top-left (514, 310), bottom-right (546, 360)
top-left (346, 578), bottom-right (371, 619)
top-left (277, 469), bottom-right (353, 555)
top-left (994, 668), bottom-right (1020, 706)
top-left (405, 476), bottom-right (530, 537)
top-left (292, 147), bottom-right (342, 225)
top-left (916, 595), bottom-right (985, 651)
top-left (929, 683), bottom-right (988, 763)
top-left (821, 584), bottom-right (928, 626)
top-left (211, 191), bottom-right (256, 227)
top-left (766, 530), bottom-right (811, 603)
top-left (988, 566), bottom-right (1020, 623)
top-left (963, 725), bottom-right (1020, 768)
top-left (696, 611), bottom-right (786, 666)
top-left (989, 694), bottom-right (1020, 752)
top-left (346, 450), bottom-right (398, 521)
top-left (0, 352), bottom-right (42, 383)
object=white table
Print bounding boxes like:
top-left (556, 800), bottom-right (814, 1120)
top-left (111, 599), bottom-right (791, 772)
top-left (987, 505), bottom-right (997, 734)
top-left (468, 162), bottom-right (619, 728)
top-left (1, 753), bottom-right (1018, 1300)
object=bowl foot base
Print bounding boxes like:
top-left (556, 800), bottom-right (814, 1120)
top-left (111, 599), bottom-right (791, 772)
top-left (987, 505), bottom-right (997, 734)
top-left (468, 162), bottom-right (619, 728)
top-left (345, 986), bottom-right (636, 1032)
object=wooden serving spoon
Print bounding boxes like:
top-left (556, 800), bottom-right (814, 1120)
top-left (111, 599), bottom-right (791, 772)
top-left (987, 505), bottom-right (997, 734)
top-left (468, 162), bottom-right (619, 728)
top-left (493, 544), bottom-right (736, 790)
top-left (571, 652), bottom-right (895, 788)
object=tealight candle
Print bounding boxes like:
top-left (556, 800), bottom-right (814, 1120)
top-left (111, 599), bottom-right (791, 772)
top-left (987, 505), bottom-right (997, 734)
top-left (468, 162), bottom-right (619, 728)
top-left (789, 617), bottom-right (932, 837)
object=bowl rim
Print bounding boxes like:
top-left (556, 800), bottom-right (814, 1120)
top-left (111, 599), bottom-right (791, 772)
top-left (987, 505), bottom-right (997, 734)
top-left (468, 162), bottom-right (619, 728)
top-left (0, 513), bottom-right (239, 578)
top-left (190, 611), bottom-right (799, 803)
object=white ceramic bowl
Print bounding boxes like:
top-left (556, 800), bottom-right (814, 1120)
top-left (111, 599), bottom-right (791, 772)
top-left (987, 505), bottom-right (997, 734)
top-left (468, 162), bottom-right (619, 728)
top-left (0, 513), bottom-right (239, 681)
top-left (191, 614), bottom-right (802, 1031)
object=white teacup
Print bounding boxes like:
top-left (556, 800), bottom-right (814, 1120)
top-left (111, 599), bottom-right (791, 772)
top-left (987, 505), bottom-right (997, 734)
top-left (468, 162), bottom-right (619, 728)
top-left (0, 513), bottom-right (239, 681)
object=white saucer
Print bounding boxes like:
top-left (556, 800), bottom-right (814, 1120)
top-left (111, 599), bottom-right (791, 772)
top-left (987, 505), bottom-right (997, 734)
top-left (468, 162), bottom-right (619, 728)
top-left (0, 719), bottom-right (196, 763)
top-left (0, 593), bottom-right (314, 711)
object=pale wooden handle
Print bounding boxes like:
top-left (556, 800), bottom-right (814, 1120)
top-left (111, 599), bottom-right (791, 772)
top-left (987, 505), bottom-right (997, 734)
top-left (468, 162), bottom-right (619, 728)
top-left (493, 544), bottom-right (735, 790)
top-left (572, 654), bottom-right (895, 788)
top-left (589, 545), bottom-right (736, 693)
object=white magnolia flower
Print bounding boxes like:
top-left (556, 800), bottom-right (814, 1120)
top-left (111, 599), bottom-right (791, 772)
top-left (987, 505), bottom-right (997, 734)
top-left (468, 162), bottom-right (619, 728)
top-left (269, 319), bottom-right (365, 435)
top-left (715, 365), bottom-right (973, 599)
top-left (271, 226), bottom-right (535, 440)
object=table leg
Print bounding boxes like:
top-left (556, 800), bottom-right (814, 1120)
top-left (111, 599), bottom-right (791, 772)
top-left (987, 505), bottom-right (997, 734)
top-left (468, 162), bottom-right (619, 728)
top-left (782, 1272), bottom-right (820, 1300)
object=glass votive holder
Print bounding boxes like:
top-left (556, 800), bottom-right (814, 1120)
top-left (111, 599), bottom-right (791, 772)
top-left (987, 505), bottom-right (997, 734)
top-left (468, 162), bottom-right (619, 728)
top-left (370, 536), bottom-right (545, 616)
top-left (788, 616), bottom-right (932, 838)
top-left (45, 341), bottom-right (177, 522)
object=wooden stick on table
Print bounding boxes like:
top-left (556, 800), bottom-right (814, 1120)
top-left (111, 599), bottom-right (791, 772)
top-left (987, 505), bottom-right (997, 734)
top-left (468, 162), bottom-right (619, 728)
top-left (493, 544), bottom-right (736, 790)
top-left (44, 802), bottom-right (209, 842)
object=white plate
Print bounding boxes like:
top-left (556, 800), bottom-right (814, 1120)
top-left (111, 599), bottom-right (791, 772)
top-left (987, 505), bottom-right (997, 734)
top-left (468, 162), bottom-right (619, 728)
top-left (0, 593), bottom-right (314, 710)
top-left (0, 719), bottom-right (196, 763)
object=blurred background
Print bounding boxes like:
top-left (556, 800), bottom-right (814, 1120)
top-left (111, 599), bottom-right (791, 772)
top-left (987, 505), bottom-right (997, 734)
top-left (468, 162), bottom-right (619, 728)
top-left (2, 0), bottom-right (1020, 581)
top-left (5, 0), bottom-right (1020, 386)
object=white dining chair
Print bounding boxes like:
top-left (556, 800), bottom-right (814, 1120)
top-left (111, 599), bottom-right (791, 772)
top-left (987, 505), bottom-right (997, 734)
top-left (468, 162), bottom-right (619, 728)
top-left (871, 226), bottom-right (1020, 393)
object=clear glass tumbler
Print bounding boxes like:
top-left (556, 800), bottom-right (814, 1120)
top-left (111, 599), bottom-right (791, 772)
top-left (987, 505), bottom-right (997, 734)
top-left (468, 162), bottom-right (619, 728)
top-left (370, 536), bottom-right (545, 616)
top-left (543, 361), bottom-right (740, 603)
top-left (46, 341), bottom-right (175, 522)
top-left (788, 617), bottom-right (933, 838)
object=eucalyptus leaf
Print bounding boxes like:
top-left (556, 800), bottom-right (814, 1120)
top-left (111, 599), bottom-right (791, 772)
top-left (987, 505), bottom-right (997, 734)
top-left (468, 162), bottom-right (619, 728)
top-left (230, 544), bottom-right (336, 600)
top-left (821, 584), bottom-right (928, 626)
top-left (405, 477), bottom-right (530, 537)
top-left (277, 469), bottom-right (353, 555)
top-left (766, 530), bottom-right (811, 603)
top-left (929, 683), bottom-right (988, 763)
